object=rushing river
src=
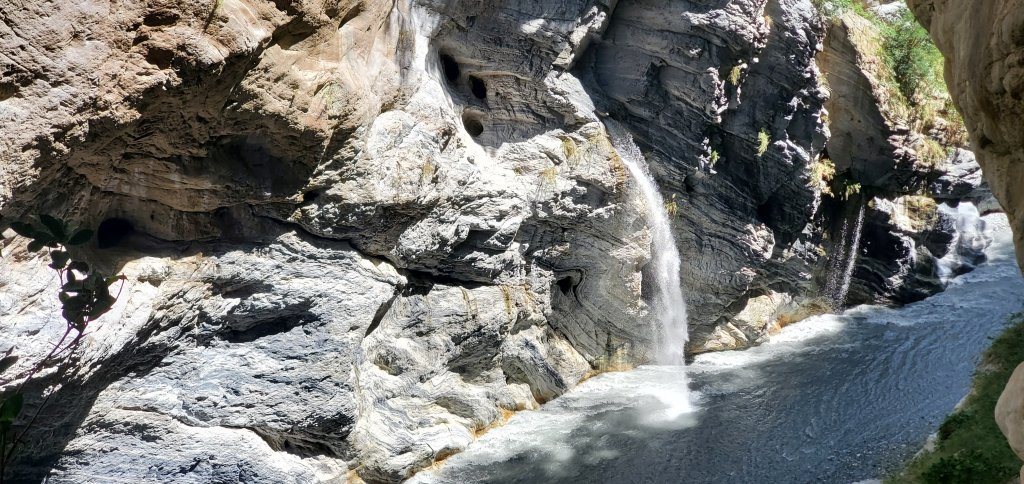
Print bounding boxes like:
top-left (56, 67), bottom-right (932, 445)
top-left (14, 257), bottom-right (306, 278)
top-left (413, 214), bottom-right (1024, 484)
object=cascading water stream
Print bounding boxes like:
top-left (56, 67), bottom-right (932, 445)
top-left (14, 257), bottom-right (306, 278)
top-left (825, 200), bottom-right (866, 309)
top-left (936, 202), bottom-right (992, 283)
top-left (604, 119), bottom-right (689, 366)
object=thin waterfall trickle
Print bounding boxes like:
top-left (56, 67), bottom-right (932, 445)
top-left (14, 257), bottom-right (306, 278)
top-left (604, 120), bottom-right (689, 365)
top-left (824, 200), bottom-right (866, 309)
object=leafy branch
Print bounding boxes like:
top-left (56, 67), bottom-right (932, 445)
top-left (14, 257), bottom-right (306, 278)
top-left (0, 216), bottom-right (124, 481)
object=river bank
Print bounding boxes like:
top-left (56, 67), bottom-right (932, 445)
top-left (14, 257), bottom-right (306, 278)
top-left (888, 313), bottom-right (1024, 483)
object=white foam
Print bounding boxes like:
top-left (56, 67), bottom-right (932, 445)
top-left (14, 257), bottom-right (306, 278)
top-left (690, 314), bottom-right (848, 372)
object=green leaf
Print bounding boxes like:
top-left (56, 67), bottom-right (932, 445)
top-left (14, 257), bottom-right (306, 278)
top-left (89, 296), bottom-right (115, 318)
top-left (38, 215), bottom-right (67, 242)
top-left (86, 273), bottom-right (108, 290)
top-left (62, 306), bottom-right (85, 327)
top-left (68, 261), bottom-right (89, 273)
top-left (8, 222), bottom-right (35, 238)
top-left (67, 229), bottom-right (94, 246)
top-left (105, 275), bottom-right (126, 286)
top-left (61, 279), bottom-right (84, 293)
top-left (26, 239), bottom-right (46, 252)
top-left (0, 356), bottom-right (17, 374)
top-left (49, 250), bottom-right (71, 270)
top-left (0, 393), bottom-right (24, 423)
top-left (62, 294), bottom-right (90, 310)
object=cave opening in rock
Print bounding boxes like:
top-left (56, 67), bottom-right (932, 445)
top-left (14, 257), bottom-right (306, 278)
top-left (756, 200), bottom-right (775, 226)
top-left (440, 53), bottom-right (460, 83)
top-left (556, 277), bottom-right (574, 296)
top-left (469, 75), bottom-right (487, 99)
top-left (142, 10), bottom-right (180, 27)
top-left (97, 218), bottom-right (134, 249)
top-left (144, 47), bottom-right (174, 69)
top-left (302, 190), bottom-right (320, 204)
top-left (463, 114), bottom-right (484, 137)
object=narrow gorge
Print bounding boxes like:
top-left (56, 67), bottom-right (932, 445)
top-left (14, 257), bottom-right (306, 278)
top-left (0, 0), bottom-right (1019, 482)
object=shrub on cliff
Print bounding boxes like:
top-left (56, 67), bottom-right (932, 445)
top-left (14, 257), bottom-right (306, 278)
top-left (880, 10), bottom-right (944, 106)
top-left (814, 1), bottom-right (968, 148)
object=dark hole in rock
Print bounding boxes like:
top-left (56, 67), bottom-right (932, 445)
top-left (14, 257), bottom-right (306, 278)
top-left (683, 175), bottom-right (698, 194)
top-left (756, 200), bottom-right (774, 225)
top-left (440, 53), bottom-right (460, 83)
top-left (556, 277), bottom-right (574, 296)
top-left (302, 191), bottom-right (320, 203)
top-left (0, 71), bottom-right (33, 101)
top-left (144, 47), bottom-right (174, 69)
top-left (0, 83), bottom-right (18, 101)
top-left (463, 114), bottom-right (484, 137)
top-left (979, 135), bottom-right (994, 149)
top-left (221, 313), bottom-right (315, 344)
top-left (131, 32), bottom-right (149, 46)
top-left (142, 11), bottom-right (180, 27)
top-left (97, 218), bottom-right (134, 249)
top-left (469, 76), bottom-right (487, 99)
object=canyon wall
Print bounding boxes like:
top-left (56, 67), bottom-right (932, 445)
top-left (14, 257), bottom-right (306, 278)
top-left (0, 0), bottom-right (987, 481)
top-left (906, 0), bottom-right (1024, 479)
top-left (908, 0), bottom-right (1024, 270)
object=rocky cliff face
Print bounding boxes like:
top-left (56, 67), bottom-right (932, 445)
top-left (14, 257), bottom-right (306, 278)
top-left (0, 0), bottom-right (990, 481)
top-left (906, 0), bottom-right (1024, 478)
top-left (907, 0), bottom-right (1024, 271)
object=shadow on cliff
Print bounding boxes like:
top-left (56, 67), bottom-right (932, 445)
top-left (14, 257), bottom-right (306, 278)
top-left (3, 219), bottom-right (365, 480)
top-left (8, 309), bottom-right (179, 481)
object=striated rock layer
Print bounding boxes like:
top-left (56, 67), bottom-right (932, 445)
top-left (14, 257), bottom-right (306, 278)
top-left (0, 0), bottom-right (992, 481)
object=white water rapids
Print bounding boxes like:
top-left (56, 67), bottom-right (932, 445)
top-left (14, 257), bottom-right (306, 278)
top-left (936, 202), bottom-right (992, 283)
top-left (604, 119), bottom-right (689, 365)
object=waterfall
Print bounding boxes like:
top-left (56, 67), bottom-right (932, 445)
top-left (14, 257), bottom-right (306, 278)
top-left (935, 202), bottom-right (993, 283)
top-left (824, 201), bottom-right (866, 309)
top-left (604, 120), bottom-right (689, 365)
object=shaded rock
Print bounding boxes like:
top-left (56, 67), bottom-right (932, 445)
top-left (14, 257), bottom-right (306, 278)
top-left (848, 196), bottom-right (994, 306)
top-left (818, 11), bottom-right (914, 191)
top-left (929, 148), bottom-right (986, 201)
top-left (997, 363), bottom-right (1024, 483)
